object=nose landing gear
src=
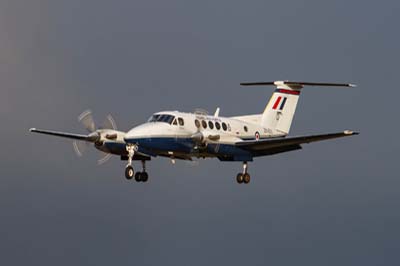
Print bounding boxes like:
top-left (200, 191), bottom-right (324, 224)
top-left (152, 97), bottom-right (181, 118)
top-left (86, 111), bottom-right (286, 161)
top-left (236, 161), bottom-right (251, 184)
top-left (125, 166), bottom-right (134, 180)
top-left (125, 144), bottom-right (149, 182)
top-left (125, 144), bottom-right (136, 180)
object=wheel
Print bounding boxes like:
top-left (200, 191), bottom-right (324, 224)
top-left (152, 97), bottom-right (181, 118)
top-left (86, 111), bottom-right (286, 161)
top-left (135, 172), bottom-right (142, 182)
top-left (236, 173), bottom-right (244, 184)
top-left (243, 173), bottom-right (251, 184)
top-left (125, 166), bottom-right (134, 180)
top-left (141, 172), bottom-right (149, 182)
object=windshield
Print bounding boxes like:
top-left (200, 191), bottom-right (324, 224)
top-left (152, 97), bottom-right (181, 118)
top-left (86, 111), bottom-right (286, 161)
top-left (147, 114), bottom-right (175, 124)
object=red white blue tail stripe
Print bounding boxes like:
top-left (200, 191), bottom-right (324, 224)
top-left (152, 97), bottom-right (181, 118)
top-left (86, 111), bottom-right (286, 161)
top-left (272, 96), bottom-right (288, 110)
top-left (274, 89), bottom-right (300, 95)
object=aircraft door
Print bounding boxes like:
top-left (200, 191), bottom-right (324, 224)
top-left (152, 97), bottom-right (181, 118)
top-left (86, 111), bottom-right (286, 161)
top-left (171, 118), bottom-right (179, 142)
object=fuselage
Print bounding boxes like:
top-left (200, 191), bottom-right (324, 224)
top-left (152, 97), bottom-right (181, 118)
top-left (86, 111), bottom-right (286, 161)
top-left (120, 110), bottom-right (278, 161)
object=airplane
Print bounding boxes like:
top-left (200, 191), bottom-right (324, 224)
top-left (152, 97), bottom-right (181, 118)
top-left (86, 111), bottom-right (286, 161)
top-left (30, 81), bottom-right (359, 184)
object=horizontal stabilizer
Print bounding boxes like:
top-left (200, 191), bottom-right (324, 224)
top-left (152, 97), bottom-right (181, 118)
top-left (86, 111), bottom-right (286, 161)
top-left (240, 81), bottom-right (356, 88)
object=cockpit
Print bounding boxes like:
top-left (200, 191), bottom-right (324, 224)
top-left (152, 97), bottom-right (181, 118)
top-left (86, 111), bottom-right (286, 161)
top-left (147, 114), bottom-right (175, 124)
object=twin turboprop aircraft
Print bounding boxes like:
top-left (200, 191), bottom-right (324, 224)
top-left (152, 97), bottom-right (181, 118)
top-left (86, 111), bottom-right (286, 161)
top-left (30, 81), bottom-right (359, 184)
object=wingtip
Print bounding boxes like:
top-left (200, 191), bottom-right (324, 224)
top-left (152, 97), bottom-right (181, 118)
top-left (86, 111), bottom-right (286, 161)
top-left (349, 83), bottom-right (357, 87)
top-left (344, 130), bottom-right (360, 135)
top-left (29, 128), bottom-right (36, 132)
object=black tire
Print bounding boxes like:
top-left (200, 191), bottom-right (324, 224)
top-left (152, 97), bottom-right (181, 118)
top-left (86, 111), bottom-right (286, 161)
top-left (135, 172), bottom-right (142, 182)
top-left (125, 166), bottom-right (134, 180)
top-left (243, 173), bottom-right (251, 184)
top-left (236, 173), bottom-right (244, 184)
top-left (141, 172), bottom-right (149, 182)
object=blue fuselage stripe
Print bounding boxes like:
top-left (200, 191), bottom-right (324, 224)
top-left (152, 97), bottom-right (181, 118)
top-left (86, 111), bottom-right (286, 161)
top-left (124, 137), bottom-right (252, 159)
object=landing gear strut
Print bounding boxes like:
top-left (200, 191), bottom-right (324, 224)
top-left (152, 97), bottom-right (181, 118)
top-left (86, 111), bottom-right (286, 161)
top-left (125, 144), bottom-right (137, 180)
top-left (236, 161), bottom-right (250, 184)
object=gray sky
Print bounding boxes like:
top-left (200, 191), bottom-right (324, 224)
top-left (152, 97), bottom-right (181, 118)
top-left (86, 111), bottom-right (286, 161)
top-left (1, 0), bottom-right (399, 265)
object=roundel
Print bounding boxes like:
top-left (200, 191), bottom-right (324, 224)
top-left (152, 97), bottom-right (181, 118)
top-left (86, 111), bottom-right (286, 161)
top-left (255, 131), bottom-right (260, 141)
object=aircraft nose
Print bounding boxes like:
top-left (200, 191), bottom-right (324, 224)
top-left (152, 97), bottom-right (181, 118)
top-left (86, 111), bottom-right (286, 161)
top-left (124, 128), bottom-right (141, 143)
top-left (124, 124), bottom-right (153, 143)
top-left (124, 122), bottom-right (173, 143)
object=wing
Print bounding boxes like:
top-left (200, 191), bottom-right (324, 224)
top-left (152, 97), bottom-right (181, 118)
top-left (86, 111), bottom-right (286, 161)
top-left (30, 128), bottom-right (89, 141)
top-left (236, 130), bottom-right (359, 153)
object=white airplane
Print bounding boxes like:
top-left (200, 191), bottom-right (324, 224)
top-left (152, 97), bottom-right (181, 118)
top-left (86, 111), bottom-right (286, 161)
top-left (30, 81), bottom-right (359, 184)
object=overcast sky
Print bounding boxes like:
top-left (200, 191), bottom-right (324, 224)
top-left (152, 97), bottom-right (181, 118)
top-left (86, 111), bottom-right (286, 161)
top-left (1, 0), bottom-right (399, 265)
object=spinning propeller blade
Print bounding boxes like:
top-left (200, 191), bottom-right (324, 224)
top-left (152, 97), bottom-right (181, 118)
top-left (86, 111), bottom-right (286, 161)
top-left (102, 114), bottom-right (117, 130)
top-left (78, 110), bottom-right (96, 132)
top-left (98, 152), bottom-right (112, 165)
top-left (73, 110), bottom-right (119, 164)
top-left (73, 140), bottom-right (89, 157)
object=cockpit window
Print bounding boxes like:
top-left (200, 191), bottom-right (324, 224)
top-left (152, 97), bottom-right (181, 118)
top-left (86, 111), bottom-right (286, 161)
top-left (147, 114), bottom-right (175, 124)
top-left (148, 114), bottom-right (160, 122)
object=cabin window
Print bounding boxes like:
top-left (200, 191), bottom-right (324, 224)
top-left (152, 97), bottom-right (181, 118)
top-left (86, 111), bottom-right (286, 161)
top-left (178, 118), bottom-right (184, 126)
top-left (208, 121), bottom-right (214, 129)
top-left (195, 119), bottom-right (200, 128)
top-left (215, 122), bottom-right (221, 130)
top-left (202, 120), bottom-right (207, 129)
top-left (222, 122), bottom-right (227, 131)
top-left (244, 126), bottom-right (248, 132)
top-left (173, 119), bottom-right (178, 125)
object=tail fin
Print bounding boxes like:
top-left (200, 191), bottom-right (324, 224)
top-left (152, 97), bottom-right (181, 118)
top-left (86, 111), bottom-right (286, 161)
top-left (240, 81), bottom-right (355, 135)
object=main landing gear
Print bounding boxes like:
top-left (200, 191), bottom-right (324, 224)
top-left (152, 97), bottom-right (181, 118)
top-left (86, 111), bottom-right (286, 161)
top-left (236, 161), bottom-right (251, 184)
top-left (134, 161), bottom-right (149, 182)
top-left (124, 144), bottom-right (149, 183)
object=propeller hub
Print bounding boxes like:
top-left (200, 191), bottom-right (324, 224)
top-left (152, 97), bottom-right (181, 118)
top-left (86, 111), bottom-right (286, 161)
top-left (87, 132), bottom-right (100, 142)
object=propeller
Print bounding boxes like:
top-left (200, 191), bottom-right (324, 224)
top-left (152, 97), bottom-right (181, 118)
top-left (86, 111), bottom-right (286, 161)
top-left (73, 110), bottom-right (119, 164)
top-left (78, 109), bottom-right (96, 132)
top-left (102, 114), bottom-right (117, 131)
top-left (98, 152), bottom-right (112, 165)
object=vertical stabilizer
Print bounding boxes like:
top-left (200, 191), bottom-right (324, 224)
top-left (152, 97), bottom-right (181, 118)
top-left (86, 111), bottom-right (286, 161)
top-left (261, 81), bottom-right (301, 134)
